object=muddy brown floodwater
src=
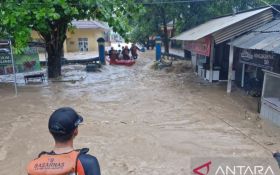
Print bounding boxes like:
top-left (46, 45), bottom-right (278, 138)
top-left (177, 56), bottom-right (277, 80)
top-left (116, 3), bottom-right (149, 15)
top-left (1, 51), bottom-right (280, 174)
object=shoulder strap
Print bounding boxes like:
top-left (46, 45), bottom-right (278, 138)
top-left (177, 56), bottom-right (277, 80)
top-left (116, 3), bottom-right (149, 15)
top-left (75, 148), bottom-right (89, 174)
top-left (37, 151), bottom-right (50, 158)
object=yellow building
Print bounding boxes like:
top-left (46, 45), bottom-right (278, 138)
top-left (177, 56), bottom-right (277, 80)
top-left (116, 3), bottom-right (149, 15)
top-left (31, 20), bottom-right (109, 53)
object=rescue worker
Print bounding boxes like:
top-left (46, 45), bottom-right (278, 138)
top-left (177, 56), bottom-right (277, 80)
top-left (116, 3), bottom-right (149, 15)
top-left (27, 107), bottom-right (101, 175)
top-left (109, 47), bottom-right (118, 61)
top-left (130, 44), bottom-right (140, 59)
top-left (122, 46), bottom-right (130, 60)
top-left (108, 47), bottom-right (114, 58)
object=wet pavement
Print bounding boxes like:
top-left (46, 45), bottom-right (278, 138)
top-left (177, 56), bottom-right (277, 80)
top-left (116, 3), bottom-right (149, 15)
top-left (1, 51), bottom-right (280, 174)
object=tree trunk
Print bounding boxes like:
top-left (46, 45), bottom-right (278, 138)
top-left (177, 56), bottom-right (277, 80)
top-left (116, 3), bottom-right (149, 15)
top-left (46, 44), bottom-right (62, 78)
top-left (171, 19), bottom-right (175, 38)
top-left (161, 8), bottom-right (169, 54)
top-left (40, 21), bottom-right (67, 78)
top-left (163, 24), bottom-right (169, 54)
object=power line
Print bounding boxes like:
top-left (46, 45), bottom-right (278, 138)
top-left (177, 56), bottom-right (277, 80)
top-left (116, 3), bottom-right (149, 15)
top-left (137, 0), bottom-right (212, 5)
top-left (2, 2), bottom-right (88, 6)
top-left (260, 0), bottom-right (280, 14)
top-left (2, 0), bottom-right (212, 6)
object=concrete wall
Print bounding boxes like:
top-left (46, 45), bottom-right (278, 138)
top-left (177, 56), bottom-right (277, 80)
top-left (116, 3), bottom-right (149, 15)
top-left (31, 31), bottom-right (41, 40)
top-left (66, 28), bottom-right (104, 52)
top-left (31, 28), bottom-right (105, 53)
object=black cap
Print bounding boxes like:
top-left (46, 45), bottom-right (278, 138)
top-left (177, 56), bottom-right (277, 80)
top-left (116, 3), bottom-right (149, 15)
top-left (48, 107), bottom-right (83, 135)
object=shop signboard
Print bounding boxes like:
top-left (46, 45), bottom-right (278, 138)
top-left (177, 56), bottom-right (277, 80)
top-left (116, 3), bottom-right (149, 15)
top-left (0, 39), bottom-right (17, 95)
top-left (239, 49), bottom-right (274, 70)
top-left (0, 47), bottom-right (41, 75)
top-left (184, 36), bottom-right (211, 57)
top-left (0, 52), bottom-right (12, 65)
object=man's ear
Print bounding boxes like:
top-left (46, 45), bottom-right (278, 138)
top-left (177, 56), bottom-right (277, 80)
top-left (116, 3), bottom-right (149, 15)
top-left (73, 128), bottom-right (78, 137)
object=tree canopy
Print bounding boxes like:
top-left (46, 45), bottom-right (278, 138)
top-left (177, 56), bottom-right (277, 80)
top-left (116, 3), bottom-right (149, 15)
top-left (2, 0), bottom-right (280, 77)
top-left (129, 0), bottom-right (280, 51)
top-left (0, 0), bottom-right (142, 77)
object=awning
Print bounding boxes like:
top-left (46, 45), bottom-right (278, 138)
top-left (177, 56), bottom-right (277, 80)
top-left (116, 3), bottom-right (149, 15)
top-left (229, 19), bottom-right (280, 54)
top-left (172, 7), bottom-right (273, 44)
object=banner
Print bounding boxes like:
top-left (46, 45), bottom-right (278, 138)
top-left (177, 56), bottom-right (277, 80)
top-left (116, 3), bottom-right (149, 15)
top-left (0, 47), bottom-right (41, 75)
top-left (239, 49), bottom-right (274, 70)
top-left (184, 36), bottom-right (211, 57)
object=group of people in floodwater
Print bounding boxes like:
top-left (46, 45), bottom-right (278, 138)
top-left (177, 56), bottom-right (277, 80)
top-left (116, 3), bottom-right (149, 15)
top-left (108, 44), bottom-right (140, 61)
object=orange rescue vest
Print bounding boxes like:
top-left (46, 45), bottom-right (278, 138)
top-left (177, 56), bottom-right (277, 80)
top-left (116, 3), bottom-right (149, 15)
top-left (27, 150), bottom-right (85, 175)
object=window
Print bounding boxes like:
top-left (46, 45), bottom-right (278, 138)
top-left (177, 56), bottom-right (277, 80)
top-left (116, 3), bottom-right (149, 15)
top-left (78, 38), bottom-right (88, 52)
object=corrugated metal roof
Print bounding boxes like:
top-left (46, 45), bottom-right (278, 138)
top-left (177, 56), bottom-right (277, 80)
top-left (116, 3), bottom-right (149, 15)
top-left (230, 19), bottom-right (280, 54)
top-left (172, 7), bottom-right (272, 43)
top-left (213, 9), bottom-right (273, 44)
top-left (72, 20), bottom-right (109, 30)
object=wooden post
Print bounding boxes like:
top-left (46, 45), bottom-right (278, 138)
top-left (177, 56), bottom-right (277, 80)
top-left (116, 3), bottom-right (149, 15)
top-left (227, 43), bottom-right (234, 93)
top-left (209, 37), bottom-right (215, 83)
top-left (241, 63), bottom-right (245, 87)
top-left (261, 72), bottom-right (267, 98)
top-left (191, 52), bottom-right (197, 72)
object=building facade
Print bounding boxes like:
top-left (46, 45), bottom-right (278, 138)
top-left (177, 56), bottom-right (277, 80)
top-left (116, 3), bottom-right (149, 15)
top-left (31, 20), bottom-right (110, 53)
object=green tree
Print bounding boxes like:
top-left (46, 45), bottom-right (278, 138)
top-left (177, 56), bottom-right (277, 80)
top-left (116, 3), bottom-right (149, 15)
top-left (129, 2), bottom-right (179, 53)
top-left (0, 0), bottom-right (141, 78)
top-left (175, 1), bottom-right (212, 33)
top-left (129, 7), bottom-right (159, 46)
top-left (129, 1), bottom-right (213, 53)
top-left (129, 0), bottom-right (280, 52)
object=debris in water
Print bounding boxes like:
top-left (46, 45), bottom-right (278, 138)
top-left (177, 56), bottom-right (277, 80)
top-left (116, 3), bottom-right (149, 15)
top-left (265, 142), bottom-right (275, 146)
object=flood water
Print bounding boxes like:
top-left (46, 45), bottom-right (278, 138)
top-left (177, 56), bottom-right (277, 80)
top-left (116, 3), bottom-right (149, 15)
top-left (1, 51), bottom-right (280, 174)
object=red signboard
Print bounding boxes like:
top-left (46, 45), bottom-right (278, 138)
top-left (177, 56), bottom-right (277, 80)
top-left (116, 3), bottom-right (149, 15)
top-left (184, 36), bottom-right (211, 57)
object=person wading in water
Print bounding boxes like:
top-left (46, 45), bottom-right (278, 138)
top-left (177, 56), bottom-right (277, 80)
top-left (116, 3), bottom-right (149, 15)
top-left (130, 44), bottom-right (140, 59)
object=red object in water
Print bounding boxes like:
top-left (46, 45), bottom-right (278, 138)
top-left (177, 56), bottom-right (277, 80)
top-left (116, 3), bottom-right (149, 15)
top-left (107, 57), bottom-right (135, 66)
top-left (23, 60), bottom-right (36, 70)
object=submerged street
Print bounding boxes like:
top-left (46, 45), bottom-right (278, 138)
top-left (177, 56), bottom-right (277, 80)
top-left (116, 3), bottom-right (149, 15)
top-left (0, 51), bottom-right (280, 174)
